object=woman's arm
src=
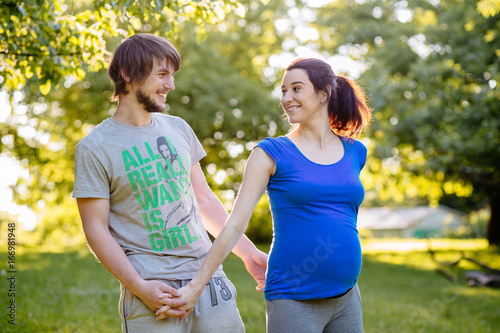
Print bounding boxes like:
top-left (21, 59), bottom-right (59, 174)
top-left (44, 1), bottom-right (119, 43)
top-left (156, 147), bottom-right (275, 320)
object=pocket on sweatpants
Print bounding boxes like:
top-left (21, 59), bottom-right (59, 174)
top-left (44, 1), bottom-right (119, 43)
top-left (226, 277), bottom-right (238, 301)
top-left (120, 287), bottom-right (139, 320)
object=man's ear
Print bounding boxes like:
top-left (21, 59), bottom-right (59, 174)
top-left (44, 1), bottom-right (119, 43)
top-left (121, 69), bottom-right (131, 83)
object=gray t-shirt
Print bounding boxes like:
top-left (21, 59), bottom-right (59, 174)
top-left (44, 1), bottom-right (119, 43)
top-left (73, 113), bottom-right (224, 280)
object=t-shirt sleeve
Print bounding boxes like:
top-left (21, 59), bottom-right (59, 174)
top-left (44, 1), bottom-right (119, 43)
top-left (182, 119), bottom-right (206, 166)
top-left (73, 143), bottom-right (110, 199)
top-left (255, 137), bottom-right (282, 166)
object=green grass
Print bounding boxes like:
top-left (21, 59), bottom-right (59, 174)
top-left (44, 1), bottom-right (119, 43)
top-left (1, 240), bottom-right (499, 332)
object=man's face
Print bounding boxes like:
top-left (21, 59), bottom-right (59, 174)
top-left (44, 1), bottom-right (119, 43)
top-left (134, 58), bottom-right (176, 113)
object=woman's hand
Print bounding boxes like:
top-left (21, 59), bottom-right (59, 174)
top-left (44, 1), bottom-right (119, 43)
top-left (156, 282), bottom-right (202, 322)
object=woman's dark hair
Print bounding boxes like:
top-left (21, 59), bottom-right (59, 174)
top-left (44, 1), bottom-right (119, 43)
top-left (156, 136), bottom-right (178, 163)
top-left (287, 58), bottom-right (372, 138)
top-left (108, 33), bottom-right (181, 101)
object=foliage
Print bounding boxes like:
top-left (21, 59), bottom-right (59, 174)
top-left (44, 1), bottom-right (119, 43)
top-left (243, 196), bottom-right (274, 243)
top-left (313, 0), bottom-right (500, 244)
top-left (1, 0), bottom-right (110, 93)
top-left (4, 0), bottom-right (500, 247)
top-left (0, 0), bottom-right (257, 94)
top-left (0, 0), bottom-right (293, 245)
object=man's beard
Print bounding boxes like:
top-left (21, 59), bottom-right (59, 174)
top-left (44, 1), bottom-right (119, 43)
top-left (136, 89), bottom-right (165, 113)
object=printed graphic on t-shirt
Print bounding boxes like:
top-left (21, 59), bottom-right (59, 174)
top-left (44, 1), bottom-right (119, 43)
top-left (121, 135), bottom-right (204, 252)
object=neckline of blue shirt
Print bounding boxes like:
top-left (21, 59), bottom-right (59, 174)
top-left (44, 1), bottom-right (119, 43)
top-left (281, 136), bottom-right (347, 167)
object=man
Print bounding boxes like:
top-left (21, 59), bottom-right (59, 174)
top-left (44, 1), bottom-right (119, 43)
top-left (73, 33), bottom-right (267, 332)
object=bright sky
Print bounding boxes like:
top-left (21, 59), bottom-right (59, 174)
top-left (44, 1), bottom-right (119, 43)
top-left (304, 0), bottom-right (335, 7)
top-left (269, 0), bottom-right (368, 98)
top-left (0, 156), bottom-right (37, 230)
top-left (0, 91), bottom-right (37, 230)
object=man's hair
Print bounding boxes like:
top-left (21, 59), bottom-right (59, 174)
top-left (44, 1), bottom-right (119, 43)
top-left (108, 33), bottom-right (181, 101)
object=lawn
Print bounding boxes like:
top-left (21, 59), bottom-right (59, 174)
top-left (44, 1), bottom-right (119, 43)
top-left (0, 239), bottom-right (499, 332)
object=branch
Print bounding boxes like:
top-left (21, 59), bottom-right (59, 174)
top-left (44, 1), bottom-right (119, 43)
top-left (0, 51), bottom-right (82, 57)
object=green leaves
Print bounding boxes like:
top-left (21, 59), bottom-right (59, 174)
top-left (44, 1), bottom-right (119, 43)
top-left (0, 0), bottom-right (260, 95)
top-left (1, 0), bottom-right (112, 94)
top-left (39, 80), bottom-right (51, 96)
top-left (1, 0), bottom-right (289, 245)
top-left (314, 0), bottom-right (500, 242)
top-left (477, 0), bottom-right (500, 18)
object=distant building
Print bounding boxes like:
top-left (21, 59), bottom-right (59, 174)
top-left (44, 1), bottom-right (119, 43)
top-left (357, 206), bottom-right (467, 238)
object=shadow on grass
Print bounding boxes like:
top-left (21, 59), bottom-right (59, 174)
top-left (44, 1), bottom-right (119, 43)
top-left (360, 250), bottom-right (500, 333)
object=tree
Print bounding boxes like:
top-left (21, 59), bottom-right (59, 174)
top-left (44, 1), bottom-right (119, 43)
top-left (0, 0), bottom-right (259, 94)
top-left (1, 0), bottom-right (295, 245)
top-left (313, 0), bottom-right (500, 245)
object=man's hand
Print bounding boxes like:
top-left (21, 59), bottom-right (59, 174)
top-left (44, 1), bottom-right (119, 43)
top-left (133, 280), bottom-right (188, 318)
top-left (242, 249), bottom-right (268, 292)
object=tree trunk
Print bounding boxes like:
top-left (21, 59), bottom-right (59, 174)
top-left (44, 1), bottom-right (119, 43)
top-left (487, 191), bottom-right (500, 246)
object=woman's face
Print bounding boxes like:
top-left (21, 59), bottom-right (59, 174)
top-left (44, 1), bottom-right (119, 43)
top-left (159, 144), bottom-right (171, 159)
top-left (280, 69), bottom-right (326, 125)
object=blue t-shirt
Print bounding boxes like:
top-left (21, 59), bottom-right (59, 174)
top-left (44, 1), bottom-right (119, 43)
top-left (256, 136), bottom-right (367, 301)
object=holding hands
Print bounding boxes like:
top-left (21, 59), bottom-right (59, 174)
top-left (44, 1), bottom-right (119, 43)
top-left (133, 279), bottom-right (188, 319)
top-left (155, 250), bottom-right (268, 321)
top-left (156, 283), bottom-right (199, 321)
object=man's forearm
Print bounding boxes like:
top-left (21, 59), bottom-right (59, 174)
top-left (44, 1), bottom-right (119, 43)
top-left (84, 224), bottom-right (145, 294)
top-left (199, 192), bottom-right (261, 259)
top-left (232, 233), bottom-right (261, 259)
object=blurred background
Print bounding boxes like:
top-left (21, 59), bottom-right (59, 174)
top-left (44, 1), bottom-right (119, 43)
top-left (0, 0), bottom-right (499, 332)
top-left (1, 0), bottom-right (499, 248)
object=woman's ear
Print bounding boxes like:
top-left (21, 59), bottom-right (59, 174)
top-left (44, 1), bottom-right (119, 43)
top-left (320, 90), bottom-right (328, 104)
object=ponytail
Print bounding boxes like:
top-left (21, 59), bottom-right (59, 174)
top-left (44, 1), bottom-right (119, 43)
top-left (329, 75), bottom-right (371, 138)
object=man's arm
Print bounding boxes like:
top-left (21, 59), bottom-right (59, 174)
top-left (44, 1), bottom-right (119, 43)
top-left (76, 198), bottom-right (187, 317)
